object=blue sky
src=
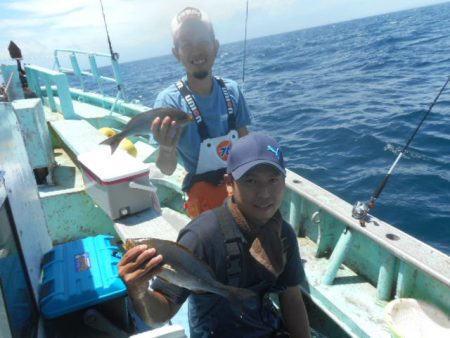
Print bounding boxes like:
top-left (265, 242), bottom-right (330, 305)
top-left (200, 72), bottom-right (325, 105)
top-left (0, 0), bottom-right (448, 67)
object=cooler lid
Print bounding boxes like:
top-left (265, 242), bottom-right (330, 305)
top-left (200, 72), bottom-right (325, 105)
top-left (77, 148), bottom-right (150, 183)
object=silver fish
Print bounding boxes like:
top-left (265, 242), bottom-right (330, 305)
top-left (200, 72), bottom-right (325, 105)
top-left (100, 107), bottom-right (192, 154)
top-left (125, 238), bottom-right (258, 308)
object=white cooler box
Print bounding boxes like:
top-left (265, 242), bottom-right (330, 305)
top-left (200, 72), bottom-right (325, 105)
top-left (78, 149), bottom-right (153, 220)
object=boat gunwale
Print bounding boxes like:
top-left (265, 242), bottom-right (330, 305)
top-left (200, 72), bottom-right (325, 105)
top-left (285, 169), bottom-right (450, 288)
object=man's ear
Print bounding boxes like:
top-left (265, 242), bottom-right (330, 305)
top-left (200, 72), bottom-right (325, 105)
top-left (172, 46), bottom-right (180, 60)
top-left (224, 174), bottom-right (234, 195)
top-left (213, 39), bottom-right (220, 58)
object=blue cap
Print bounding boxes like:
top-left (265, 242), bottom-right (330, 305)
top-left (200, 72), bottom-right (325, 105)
top-left (227, 133), bottom-right (286, 180)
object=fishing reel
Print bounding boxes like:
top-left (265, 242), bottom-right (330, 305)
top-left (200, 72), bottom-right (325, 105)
top-left (351, 198), bottom-right (375, 226)
top-left (351, 76), bottom-right (450, 226)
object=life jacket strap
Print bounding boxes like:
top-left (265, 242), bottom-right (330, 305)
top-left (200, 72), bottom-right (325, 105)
top-left (175, 77), bottom-right (236, 141)
top-left (176, 80), bottom-right (209, 141)
top-left (213, 205), bottom-right (245, 287)
top-left (215, 76), bottom-right (236, 131)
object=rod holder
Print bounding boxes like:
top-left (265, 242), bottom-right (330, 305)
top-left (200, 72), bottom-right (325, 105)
top-left (322, 227), bottom-right (353, 285)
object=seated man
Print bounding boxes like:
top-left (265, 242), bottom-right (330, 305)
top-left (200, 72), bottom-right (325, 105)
top-left (119, 133), bottom-right (311, 338)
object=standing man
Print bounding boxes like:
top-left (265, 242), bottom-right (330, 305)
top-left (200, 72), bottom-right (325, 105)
top-left (152, 7), bottom-right (252, 218)
top-left (119, 133), bottom-right (311, 337)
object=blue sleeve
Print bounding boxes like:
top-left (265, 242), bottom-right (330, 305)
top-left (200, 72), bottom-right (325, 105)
top-left (153, 84), bottom-right (182, 109)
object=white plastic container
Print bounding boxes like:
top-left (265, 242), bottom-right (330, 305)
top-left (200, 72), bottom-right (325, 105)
top-left (129, 324), bottom-right (187, 338)
top-left (78, 148), bottom-right (152, 220)
top-left (385, 298), bottom-right (450, 337)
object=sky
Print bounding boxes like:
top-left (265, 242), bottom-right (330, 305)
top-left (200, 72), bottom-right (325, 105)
top-left (0, 0), bottom-right (449, 68)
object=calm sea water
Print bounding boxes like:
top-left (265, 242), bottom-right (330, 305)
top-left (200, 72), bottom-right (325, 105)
top-left (119, 3), bottom-right (450, 254)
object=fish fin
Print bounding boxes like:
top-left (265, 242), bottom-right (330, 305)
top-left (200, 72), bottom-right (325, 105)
top-left (100, 134), bottom-right (123, 154)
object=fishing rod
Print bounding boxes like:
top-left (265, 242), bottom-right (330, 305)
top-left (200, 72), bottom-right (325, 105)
top-left (98, 0), bottom-right (127, 102)
top-left (99, 0), bottom-right (119, 62)
top-left (352, 75), bottom-right (450, 225)
top-left (241, 0), bottom-right (249, 93)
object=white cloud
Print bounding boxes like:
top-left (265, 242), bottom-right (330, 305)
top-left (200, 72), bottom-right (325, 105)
top-left (6, 0), bottom-right (90, 17)
top-left (0, 0), bottom-right (447, 66)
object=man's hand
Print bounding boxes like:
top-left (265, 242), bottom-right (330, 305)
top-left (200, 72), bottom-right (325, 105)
top-left (152, 116), bottom-right (181, 175)
top-left (151, 116), bottom-right (182, 149)
top-left (118, 244), bottom-right (163, 297)
top-left (119, 245), bottom-right (181, 325)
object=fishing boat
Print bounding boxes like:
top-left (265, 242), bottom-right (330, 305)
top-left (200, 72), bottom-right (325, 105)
top-left (1, 44), bottom-right (449, 338)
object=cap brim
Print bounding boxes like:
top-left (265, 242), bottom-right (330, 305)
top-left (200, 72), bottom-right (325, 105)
top-left (230, 160), bottom-right (286, 180)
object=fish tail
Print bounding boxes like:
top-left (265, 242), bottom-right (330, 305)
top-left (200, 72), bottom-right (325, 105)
top-left (100, 133), bottom-right (123, 154)
top-left (225, 286), bottom-right (259, 311)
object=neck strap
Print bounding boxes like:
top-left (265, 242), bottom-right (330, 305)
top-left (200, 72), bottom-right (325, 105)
top-left (176, 77), bottom-right (236, 141)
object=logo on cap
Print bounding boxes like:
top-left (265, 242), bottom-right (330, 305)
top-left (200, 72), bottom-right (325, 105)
top-left (267, 145), bottom-right (281, 160)
top-left (217, 140), bottom-right (232, 161)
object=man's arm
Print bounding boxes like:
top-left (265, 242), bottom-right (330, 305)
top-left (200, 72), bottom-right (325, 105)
top-left (119, 245), bottom-right (182, 325)
top-left (152, 116), bottom-right (182, 175)
top-left (279, 285), bottom-right (311, 338)
top-left (156, 145), bottom-right (178, 176)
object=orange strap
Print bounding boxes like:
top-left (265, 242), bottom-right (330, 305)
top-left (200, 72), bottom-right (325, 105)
top-left (185, 181), bottom-right (228, 218)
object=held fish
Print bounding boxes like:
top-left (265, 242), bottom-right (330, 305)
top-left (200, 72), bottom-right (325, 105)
top-left (125, 238), bottom-right (258, 309)
top-left (100, 107), bottom-right (192, 154)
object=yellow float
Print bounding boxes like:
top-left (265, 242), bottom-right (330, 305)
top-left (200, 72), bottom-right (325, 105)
top-left (119, 138), bottom-right (138, 157)
top-left (99, 127), bottom-right (116, 137)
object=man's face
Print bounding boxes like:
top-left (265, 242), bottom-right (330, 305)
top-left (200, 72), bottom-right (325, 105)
top-left (229, 165), bottom-right (285, 226)
top-left (173, 21), bottom-right (218, 80)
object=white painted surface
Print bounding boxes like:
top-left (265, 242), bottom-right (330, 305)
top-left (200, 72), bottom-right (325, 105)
top-left (129, 324), bottom-right (187, 338)
top-left (0, 102), bottom-right (52, 303)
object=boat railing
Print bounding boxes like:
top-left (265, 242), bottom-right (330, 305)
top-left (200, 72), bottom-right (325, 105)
top-left (25, 64), bottom-right (77, 119)
top-left (284, 171), bottom-right (450, 316)
top-left (53, 49), bottom-right (127, 113)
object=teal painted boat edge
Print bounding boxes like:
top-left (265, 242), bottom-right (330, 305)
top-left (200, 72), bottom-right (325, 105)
top-left (282, 170), bottom-right (450, 336)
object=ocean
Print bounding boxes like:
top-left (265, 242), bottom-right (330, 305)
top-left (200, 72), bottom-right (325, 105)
top-left (119, 3), bottom-right (450, 254)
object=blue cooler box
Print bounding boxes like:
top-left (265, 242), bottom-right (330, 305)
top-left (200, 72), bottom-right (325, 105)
top-left (39, 235), bottom-right (127, 319)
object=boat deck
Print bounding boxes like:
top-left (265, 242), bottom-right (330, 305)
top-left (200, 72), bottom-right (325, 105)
top-left (300, 236), bottom-right (390, 337)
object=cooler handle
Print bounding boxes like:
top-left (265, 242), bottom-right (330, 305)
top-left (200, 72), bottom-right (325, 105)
top-left (128, 181), bottom-right (157, 192)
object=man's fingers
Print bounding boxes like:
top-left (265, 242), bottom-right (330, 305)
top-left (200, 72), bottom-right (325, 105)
top-left (151, 117), bottom-right (162, 136)
top-left (120, 253), bottom-right (163, 285)
top-left (119, 245), bottom-right (163, 277)
top-left (151, 115), bottom-right (181, 148)
top-left (120, 244), bottom-right (148, 264)
top-left (159, 116), bottom-right (172, 137)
